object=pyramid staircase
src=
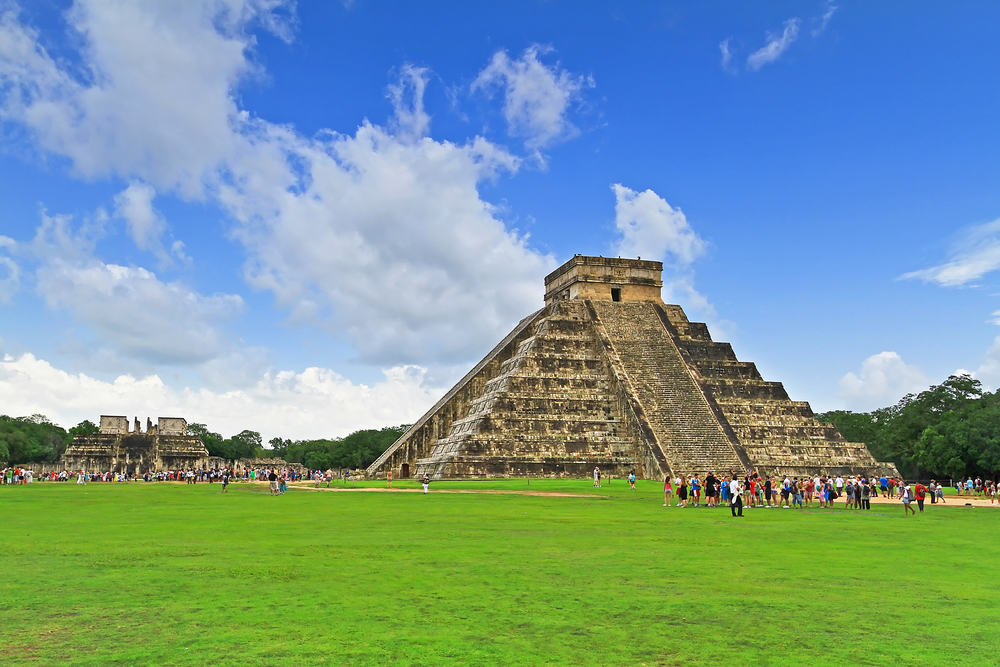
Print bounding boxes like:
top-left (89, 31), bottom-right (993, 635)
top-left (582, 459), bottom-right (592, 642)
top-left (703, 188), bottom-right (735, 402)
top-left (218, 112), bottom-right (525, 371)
top-left (415, 300), bottom-right (637, 478)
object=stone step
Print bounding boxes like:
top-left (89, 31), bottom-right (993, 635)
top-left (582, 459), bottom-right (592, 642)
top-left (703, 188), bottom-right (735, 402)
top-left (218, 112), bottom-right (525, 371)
top-left (701, 378), bottom-right (790, 401)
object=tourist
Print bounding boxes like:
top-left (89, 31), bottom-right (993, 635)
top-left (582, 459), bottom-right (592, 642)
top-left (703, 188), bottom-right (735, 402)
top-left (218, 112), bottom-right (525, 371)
top-left (690, 474), bottom-right (701, 507)
top-left (879, 475), bottom-right (888, 498)
top-left (780, 476), bottom-right (791, 508)
top-left (763, 476), bottom-right (773, 507)
top-left (914, 481), bottom-right (926, 512)
top-left (593, 467), bottom-right (599, 487)
top-left (902, 481), bottom-right (915, 515)
top-left (845, 479), bottom-right (856, 509)
top-left (663, 475), bottom-right (672, 507)
top-left (704, 472), bottom-right (717, 507)
top-left (629, 471), bottom-right (636, 490)
top-left (279, 474), bottom-right (287, 495)
top-left (792, 479), bottom-right (803, 508)
top-left (221, 472), bottom-right (229, 493)
top-left (860, 478), bottom-right (871, 510)
top-left (755, 476), bottom-right (765, 507)
top-left (77, 470), bottom-right (86, 485)
top-left (677, 475), bottom-right (688, 508)
top-left (268, 469), bottom-right (279, 496)
top-left (387, 469), bottom-right (393, 489)
top-left (422, 474), bottom-right (430, 494)
top-left (729, 475), bottom-right (743, 517)
top-left (936, 481), bottom-right (946, 504)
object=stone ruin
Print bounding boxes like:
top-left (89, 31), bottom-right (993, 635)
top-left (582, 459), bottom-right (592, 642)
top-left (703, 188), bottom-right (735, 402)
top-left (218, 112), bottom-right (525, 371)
top-left (16, 417), bottom-right (305, 476)
top-left (58, 416), bottom-right (211, 474)
top-left (369, 255), bottom-right (899, 481)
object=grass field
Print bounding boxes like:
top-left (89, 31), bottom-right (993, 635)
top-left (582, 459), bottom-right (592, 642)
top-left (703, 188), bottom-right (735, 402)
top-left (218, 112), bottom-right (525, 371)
top-left (1, 479), bottom-right (997, 666)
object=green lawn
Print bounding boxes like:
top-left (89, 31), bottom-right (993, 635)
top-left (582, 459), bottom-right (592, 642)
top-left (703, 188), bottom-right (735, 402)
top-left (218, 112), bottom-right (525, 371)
top-left (1, 479), bottom-right (996, 666)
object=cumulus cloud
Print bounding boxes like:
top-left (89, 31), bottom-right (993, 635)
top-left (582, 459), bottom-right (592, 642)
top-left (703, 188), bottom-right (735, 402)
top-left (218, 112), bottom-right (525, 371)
top-left (0, 352), bottom-right (439, 443)
top-left (0, 1), bottom-right (556, 367)
top-left (747, 18), bottom-right (800, 71)
top-left (113, 182), bottom-right (175, 263)
top-left (610, 184), bottom-right (714, 316)
top-left (27, 210), bottom-right (243, 366)
top-left (838, 351), bottom-right (929, 411)
top-left (611, 184), bottom-right (706, 265)
top-left (472, 44), bottom-right (593, 157)
top-left (0, 0), bottom-right (556, 364)
top-left (900, 218), bottom-right (1000, 287)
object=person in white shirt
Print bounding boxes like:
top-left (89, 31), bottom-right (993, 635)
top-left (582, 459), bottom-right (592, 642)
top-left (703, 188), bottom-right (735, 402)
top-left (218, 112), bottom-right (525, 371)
top-left (729, 475), bottom-right (743, 517)
top-left (835, 476), bottom-right (845, 495)
top-left (902, 482), bottom-right (916, 515)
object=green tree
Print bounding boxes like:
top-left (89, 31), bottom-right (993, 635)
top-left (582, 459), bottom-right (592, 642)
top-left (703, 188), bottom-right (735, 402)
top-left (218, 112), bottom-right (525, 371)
top-left (69, 420), bottom-right (99, 437)
top-left (0, 414), bottom-right (71, 463)
top-left (275, 425), bottom-right (409, 470)
top-left (230, 430), bottom-right (262, 459)
top-left (187, 423), bottom-right (229, 457)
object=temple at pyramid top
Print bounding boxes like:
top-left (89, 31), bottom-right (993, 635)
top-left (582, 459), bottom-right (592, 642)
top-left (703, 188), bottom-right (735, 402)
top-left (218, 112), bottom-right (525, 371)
top-left (544, 255), bottom-right (664, 304)
top-left (369, 255), bottom-right (897, 481)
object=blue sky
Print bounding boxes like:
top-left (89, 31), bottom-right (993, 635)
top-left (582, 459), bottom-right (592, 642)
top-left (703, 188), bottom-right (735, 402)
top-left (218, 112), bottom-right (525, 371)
top-left (1, 1), bottom-right (999, 442)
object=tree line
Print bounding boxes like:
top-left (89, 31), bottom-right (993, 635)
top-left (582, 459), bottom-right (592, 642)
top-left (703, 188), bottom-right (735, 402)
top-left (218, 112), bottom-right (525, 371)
top-left (267, 425), bottom-right (409, 471)
top-left (817, 374), bottom-right (1000, 481)
top-left (0, 414), bottom-right (407, 469)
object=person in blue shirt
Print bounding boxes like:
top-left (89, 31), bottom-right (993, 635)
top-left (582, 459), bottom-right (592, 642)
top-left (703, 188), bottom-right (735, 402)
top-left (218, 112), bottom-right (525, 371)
top-left (879, 476), bottom-right (888, 498)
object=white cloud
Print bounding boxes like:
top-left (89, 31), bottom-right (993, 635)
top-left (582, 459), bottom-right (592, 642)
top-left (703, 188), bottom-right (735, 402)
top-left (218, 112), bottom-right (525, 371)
top-left (387, 64), bottom-right (431, 141)
top-left (0, 1), bottom-right (556, 368)
top-left (0, 235), bottom-right (19, 303)
top-left (0, 1), bottom-right (292, 197)
top-left (113, 182), bottom-right (169, 260)
top-left (719, 38), bottom-right (734, 72)
top-left (747, 18), bottom-right (800, 71)
top-left (900, 218), bottom-right (1000, 287)
top-left (27, 209), bottom-right (243, 366)
top-left (611, 184), bottom-right (706, 265)
top-left (610, 184), bottom-right (714, 317)
top-left (813, 2), bottom-right (838, 37)
top-left (838, 351), bottom-right (929, 411)
top-left (0, 352), bottom-right (440, 444)
top-left (472, 44), bottom-right (593, 157)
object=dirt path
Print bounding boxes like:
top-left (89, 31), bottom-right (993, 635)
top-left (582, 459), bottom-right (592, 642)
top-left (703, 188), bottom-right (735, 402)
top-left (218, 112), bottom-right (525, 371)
top-left (287, 484), bottom-right (595, 498)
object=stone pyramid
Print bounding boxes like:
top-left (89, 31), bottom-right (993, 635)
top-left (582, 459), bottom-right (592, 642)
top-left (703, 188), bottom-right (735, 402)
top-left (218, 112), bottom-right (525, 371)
top-left (368, 256), bottom-right (898, 480)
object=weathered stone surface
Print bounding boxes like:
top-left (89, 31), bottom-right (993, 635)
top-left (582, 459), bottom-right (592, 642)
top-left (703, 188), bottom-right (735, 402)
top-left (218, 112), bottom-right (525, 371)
top-left (368, 256), bottom-right (898, 480)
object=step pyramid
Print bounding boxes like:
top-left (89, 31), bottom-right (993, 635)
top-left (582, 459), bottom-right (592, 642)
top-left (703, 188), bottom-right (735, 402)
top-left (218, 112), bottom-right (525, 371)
top-left (368, 256), bottom-right (898, 480)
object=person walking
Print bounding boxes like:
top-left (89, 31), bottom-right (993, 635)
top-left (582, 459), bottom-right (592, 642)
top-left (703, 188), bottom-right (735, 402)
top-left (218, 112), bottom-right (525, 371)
top-left (629, 471), bottom-right (636, 490)
top-left (421, 474), bottom-right (430, 494)
top-left (729, 475), bottom-right (743, 517)
top-left (902, 481), bottom-right (916, 516)
top-left (221, 471), bottom-right (229, 493)
top-left (387, 469), bottom-right (393, 489)
top-left (268, 469), bottom-right (279, 496)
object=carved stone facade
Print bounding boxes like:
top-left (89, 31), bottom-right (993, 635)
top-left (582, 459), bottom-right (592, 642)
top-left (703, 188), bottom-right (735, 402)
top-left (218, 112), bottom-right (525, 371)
top-left (369, 255), bottom-right (899, 480)
top-left (56, 416), bottom-right (210, 473)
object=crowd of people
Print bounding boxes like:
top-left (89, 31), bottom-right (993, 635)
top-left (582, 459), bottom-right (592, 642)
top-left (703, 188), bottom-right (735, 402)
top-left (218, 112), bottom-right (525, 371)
top-left (659, 471), bottom-right (966, 516)
top-left (0, 465), bottom-right (305, 491)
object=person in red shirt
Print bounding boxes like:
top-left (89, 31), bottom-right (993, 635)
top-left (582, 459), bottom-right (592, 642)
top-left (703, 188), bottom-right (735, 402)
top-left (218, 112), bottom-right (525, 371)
top-left (914, 482), bottom-right (927, 512)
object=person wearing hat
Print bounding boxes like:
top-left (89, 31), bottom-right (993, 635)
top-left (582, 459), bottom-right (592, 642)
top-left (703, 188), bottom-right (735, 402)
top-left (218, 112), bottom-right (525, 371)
top-left (421, 474), bottom-right (430, 494)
